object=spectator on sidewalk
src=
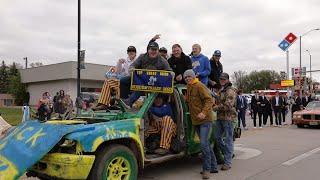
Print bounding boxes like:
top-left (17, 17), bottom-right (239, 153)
top-left (272, 91), bottom-right (283, 127)
top-left (236, 89), bottom-right (248, 130)
top-left (281, 93), bottom-right (288, 125)
top-left (291, 92), bottom-right (302, 125)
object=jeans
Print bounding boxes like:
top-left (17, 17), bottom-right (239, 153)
top-left (214, 120), bottom-right (234, 167)
top-left (119, 76), bottom-right (143, 106)
top-left (194, 121), bottom-right (217, 171)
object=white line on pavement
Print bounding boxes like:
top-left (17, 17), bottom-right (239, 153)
top-left (282, 147), bottom-right (320, 165)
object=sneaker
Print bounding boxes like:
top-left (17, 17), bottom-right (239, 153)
top-left (202, 171), bottom-right (210, 179)
top-left (244, 127), bottom-right (248, 130)
top-left (274, 124), bottom-right (278, 127)
top-left (200, 170), bottom-right (218, 174)
top-left (253, 127), bottom-right (257, 129)
top-left (221, 165), bottom-right (231, 171)
top-left (259, 127), bottom-right (262, 129)
top-left (154, 148), bottom-right (169, 155)
top-left (119, 98), bottom-right (131, 109)
top-left (279, 125), bottom-right (282, 128)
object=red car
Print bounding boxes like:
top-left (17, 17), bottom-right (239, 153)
top-left (292, 101), bottom-right (320, 128)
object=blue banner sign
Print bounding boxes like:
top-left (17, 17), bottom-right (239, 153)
top-left (131, 69), bottom-right (174, 93)
top-left (0, 121), bottom-right (83, 179)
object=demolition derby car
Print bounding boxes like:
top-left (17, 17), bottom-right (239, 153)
top-left (0, 85), bottom-right (241, 180)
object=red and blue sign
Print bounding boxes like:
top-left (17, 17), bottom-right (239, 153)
top-left (278, 32), bottom-right (297, 51)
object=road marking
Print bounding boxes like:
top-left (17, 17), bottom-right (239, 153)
top-left (282, 147), bottom-right (320, 165)
top-left (234, 144), bottom-right (262, 160)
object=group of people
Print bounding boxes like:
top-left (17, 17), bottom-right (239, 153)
top-left (37, 90), bottom-right (73, 121)
top-left (88, 34), bottom-right (235, 179)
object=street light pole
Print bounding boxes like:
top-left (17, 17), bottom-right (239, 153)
top-left (299, 28), bottom-right (320, 97)
top-left (306, 50), bottom-right (311, 80)
top-left (77, 0), bottom-right (81, 98)
top-left (23, 57), bottom-right (28, 69)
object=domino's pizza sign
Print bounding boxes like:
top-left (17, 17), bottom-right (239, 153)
top-left (106, 67), bottom-right (116, 78)
top-left (278, 32), bottom-right (297, 51)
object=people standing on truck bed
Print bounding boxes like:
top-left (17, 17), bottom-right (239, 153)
top-left (93, 45), bottom-right (137, 111)
top-left (119, 41), bottom-right (172, 109)
top-left (208, 50), bottom-right (223, 93)
top-left (184, 69), bottom-right (218, 179)
top-left (167, 44), bottom-right (193, 84)
top-left (213, 73), bottom-right (237, 172)
top-left (191, 44), bottom-right (211, 86)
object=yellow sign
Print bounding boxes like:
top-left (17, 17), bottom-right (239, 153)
top-left (281, 80), bottom-right (294, 87)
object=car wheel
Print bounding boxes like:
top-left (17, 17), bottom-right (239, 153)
top-left (88, 145), bottom-right (138, 180)
top-left (297, 124), bottom-right (304, 128)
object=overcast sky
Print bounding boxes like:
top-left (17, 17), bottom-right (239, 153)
top-left (1, 0), bottom-right (320, 80)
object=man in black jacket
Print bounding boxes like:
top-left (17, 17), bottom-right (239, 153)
top-left (281, 94), bottom-right (288, 125)
top-left (168, 44), bottom-right (192, 84)
top-left (208, 50), bottom-right (223, 92)
top-left (251, 91), bottom-right (260, 129)
top-left (291, 92), bottom-right (302, 124)
top-left (302, 92), bottom-right (311, 107)
top-left (272, 91), bottom-right (283, 127)
top-left (258, 92), bottom-right (267, 129)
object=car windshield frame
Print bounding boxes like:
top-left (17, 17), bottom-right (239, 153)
top-left (306, 101), bottom-right (320, 109)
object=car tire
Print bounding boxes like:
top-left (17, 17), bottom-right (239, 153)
top-left (297, 124), bottom-right (304, 128)
top-left (88, 145), bottom-right (138, 180)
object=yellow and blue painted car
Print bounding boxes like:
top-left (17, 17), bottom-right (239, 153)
top-left (0, 85), bottom-right (241, 180)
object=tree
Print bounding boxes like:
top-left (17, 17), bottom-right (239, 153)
top-left (29, 62), bottom-right (43, 68)
top-left (8, 62), bottom-right (19, 77)
top-left (231, 70), bottom-right (247, 90)
top-left (241, 70), bottom-right (282, 93)
top-left (7, 72), bottom-right (27, 105)
top-left (0, 60), bottom-right (9, 93)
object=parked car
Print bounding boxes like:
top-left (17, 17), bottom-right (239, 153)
top-left (292, 101), bottom-right (320, 128)
top-left (1, 85), bottom-right (241, 180)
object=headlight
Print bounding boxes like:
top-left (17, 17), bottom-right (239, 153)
top-left (293, 115), bottom-right (302, 118)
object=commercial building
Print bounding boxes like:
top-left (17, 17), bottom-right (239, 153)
top-left (20, 61), bottom-right (112, 106)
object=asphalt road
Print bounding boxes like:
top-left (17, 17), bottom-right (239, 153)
top-left (18, 114), bottom-right (320, 180)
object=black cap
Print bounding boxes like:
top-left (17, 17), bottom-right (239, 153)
top-left (219, 73), bottom-right (229, 80)
top-left (148, 42), bottom-right (159, 49)
top-left (159, 47), bottom-right (167, 53)
top-left (127, 46), bottom-right (136, 52)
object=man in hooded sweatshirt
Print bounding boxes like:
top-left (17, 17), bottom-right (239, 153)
top-left (184, 69), bottom-right (218, 179)
top-left (191, 44), bottom-right (211, 86)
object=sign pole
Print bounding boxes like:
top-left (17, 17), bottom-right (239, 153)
top-left (286, 50), bottom-right (290, 96)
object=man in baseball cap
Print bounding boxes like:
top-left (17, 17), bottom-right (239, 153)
top-left (159, 47), bottom-right (168, 59)
top-left (213, 72), bottom-right (237, 171)
top-left (208, 50), bottom-right (223, 93)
